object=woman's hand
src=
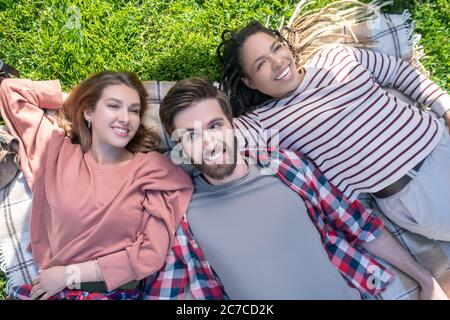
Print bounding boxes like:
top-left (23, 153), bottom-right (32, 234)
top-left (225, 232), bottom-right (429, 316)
top-left (30, 266), bottom-right (69, 300)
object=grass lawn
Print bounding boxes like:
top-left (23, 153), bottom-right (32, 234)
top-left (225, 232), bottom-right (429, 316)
top-left (0, 0), bottom-right (449, 298)
top-left (0, 0), bottom-right (448, 90)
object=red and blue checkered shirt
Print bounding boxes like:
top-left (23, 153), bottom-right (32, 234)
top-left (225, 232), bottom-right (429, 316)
top-left (143, 148), bottom-right (394, 300)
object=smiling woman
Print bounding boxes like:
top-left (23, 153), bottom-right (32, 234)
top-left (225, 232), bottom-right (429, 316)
top-left (0, 72), bottom-right (194, 299)
top-left (81, 85), bottom-right (141, 163)
top-left (218, 9), bottom-right (450, 243)
top-left (239, 30), bottom-right (305, 99)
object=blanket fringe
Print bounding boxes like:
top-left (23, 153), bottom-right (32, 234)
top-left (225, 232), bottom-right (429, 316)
top-left (401, 9), bottom-right (428, 75)
top-left (0, 228), bottom-right (14, 296)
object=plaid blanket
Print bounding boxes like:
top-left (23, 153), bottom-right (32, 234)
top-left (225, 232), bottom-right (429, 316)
top-left (357, 194), bottom-right (450, 300)
top-left (10, 284), bottom-right (141, 300)
top-left (1, 12), bottom-right (449, 299)
top-left (0, 172), bottom-right (38, 294)
top-left (339, 12), bottom-right (427, 74)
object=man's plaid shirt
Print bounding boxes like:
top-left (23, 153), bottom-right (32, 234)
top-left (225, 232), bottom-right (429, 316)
top-left (144, 148), bottom-right (394, 299)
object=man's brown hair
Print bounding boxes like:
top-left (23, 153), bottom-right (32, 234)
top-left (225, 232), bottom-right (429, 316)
top-left (159, 77), bottom-right (233, 135)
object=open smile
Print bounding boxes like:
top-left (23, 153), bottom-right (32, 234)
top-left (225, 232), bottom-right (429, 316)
top-left (204, 145), bottom-right (227, 165)
top-left (275, 65), bottom-right (292, 81)
top-left (112, 126), bottom-right (130, 137)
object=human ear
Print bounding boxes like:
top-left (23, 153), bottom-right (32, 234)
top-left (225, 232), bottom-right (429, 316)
top-left (83, 109), bottom-right (93, 123)
top-left (241, 76), bottom-right (256, 90)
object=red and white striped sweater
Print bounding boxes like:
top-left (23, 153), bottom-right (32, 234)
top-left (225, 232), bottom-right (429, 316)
top-left (234, 45), bottom-right (450, 200)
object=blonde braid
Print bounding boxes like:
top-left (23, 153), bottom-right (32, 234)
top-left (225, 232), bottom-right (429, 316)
top-left (283, 0), bottom-right (391, 68)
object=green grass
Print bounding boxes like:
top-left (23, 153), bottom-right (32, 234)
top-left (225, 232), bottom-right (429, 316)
top-left (407, 0), bottom-right (450, 89)
top-left (0, 0), bottom-right (300, 90)
top-left (0, 273), bottom-right (6, 299)
top-left (0, 0), bottom-right (449, 299)
top-left (0, 1), bottom-right (448, 90)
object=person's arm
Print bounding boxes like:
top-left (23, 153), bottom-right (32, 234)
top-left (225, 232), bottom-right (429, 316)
top-left (97, 191), bottom-right (182, 290)
top-left (29, 188), bottom-right (190, 299)
top-left (345, 46), bottom-right (450, 118)
top-left (145, 224), bottom-right (193, 300)
top-left (279, 148), bottom-right (384, 246)
top-left (0, 79), bottom-right (64, 190)
top-left (362, 230), bottom-right (447, 299)
top-left (444, 111), bottom-right (450, 133)
top-left (30, 222), bottom-right (195, 300)
top-left (96, 159), bottom-right (193, 292)
top-left (28, 155), bottom-right (193, 299)
top-left (233, 112), bottom-right (269, 150)
top-left (272, 149), bottom-right (393, 297)
top-left (278, 148), bottom-right (446, 299)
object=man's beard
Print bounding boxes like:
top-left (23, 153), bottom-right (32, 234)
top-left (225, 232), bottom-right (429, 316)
top-left (193, 137), bottom-right (238, 180)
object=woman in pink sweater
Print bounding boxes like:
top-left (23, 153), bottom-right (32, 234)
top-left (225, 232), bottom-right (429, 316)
top-left (0, 71), bottom-right (194, 300)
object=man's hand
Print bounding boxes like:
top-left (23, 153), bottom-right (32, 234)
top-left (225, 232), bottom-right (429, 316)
top-left (30, 266), bottom-right (69, 300)
top-left (419, 275), bottom-right (448, 300)
top-left (443, 110), bottom-right (450, 133)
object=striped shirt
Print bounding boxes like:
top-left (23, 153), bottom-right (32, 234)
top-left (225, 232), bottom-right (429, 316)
top-left (234, 45), bottom-right (450, 200)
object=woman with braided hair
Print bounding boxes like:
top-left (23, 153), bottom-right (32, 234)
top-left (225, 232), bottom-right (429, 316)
top-left (217, 1), bottom-right (450, 241)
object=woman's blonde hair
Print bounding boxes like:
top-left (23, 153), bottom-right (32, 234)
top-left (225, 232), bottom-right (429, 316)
top-left (284, 0), bottom-right (392, 67)
top-left (57, 71), bottom-right (161, 153)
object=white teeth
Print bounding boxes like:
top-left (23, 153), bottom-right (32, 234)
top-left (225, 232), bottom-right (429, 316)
top-left (112, 127), bottom-right (128, 134)
top-left (275, 66), bottom-right (291, 80)
top-left (206, 150), bottom-right (221, 161)
top-left (208, 152), bottom-right (222, 161)
top-left (205, 147), bottom-right (224, 161)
